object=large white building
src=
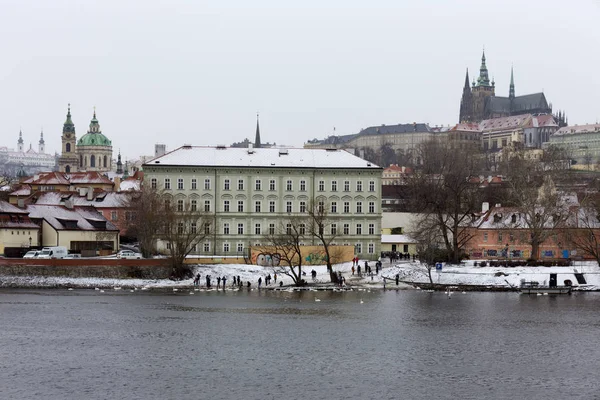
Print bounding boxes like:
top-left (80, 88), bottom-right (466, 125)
top-left (143, 146), bottom-right (383, 259)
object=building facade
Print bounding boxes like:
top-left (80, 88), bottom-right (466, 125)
top-left (0, 130), bottom-right (56, 176)
top-left (143, 146), bottom-right (383, 260)
top-left (546, 124), bottom-right (600, 168)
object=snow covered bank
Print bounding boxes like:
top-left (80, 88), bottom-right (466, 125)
top-left (394, 260), bottom-right (600, 291)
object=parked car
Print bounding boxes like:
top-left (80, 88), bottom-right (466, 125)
top-left (37, 246), bottom-right (68, 259)
top-left (23, 250), bottom-right (41, 259)
top-left (64, 254), bottom-right (82, 259)
top-left (116, 250), bottom-right (142, 259)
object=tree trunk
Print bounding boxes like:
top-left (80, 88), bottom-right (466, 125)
top-left (530, 240), bottom-right (540, 262)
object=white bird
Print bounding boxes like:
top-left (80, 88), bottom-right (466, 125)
top-left (173, 288), bottom-right (178, 292)
top-left (315, 298), bottom-right (321, 302)
top-left (114, 287), bottom-right (122, 291)
top-left (360, 299), bottom-right (364, 304)
top-left (462, 291), bottom-right (467, 294)
top-left (95, 288), bottom-right (100, 291)
top-left (141, 287), bottom-right (148, 291)
top-left (536, 293), bottom-right (542, 296)
top-left (189, 292), bottom-right (194, 295)
top-left (68, 288), bottom-right (73, 291)
top-left (130, 290), bottom-right (134, 293)
top-left (194, 288), bottom-right (199, 291)
top-left (100, 289), bottom-right (105, 293)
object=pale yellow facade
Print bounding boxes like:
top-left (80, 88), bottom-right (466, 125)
top-left (0, 228), bottom-right (39, 255)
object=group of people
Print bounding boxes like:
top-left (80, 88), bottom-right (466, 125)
top-left (381, 251), bottom-right (414, 262)
top-left (351, 260), bottom-right (383, 277)
top-left (257, 273), bottom-right (279, 288)
top-left (193, 273), bottom-right (249, 289)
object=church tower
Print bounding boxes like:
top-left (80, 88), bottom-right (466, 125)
top-left (39, 130), bottom-right (45, 154)
top-left (471, 50), bottom-right (495, 121)
top-left (17, 130), bottom-right (24, 152)
top-left (459, 69), bottom-right (473, 123)
top-left (116, 150), bottom-right (123, 174)
top-left (254, 113), bottom-right (261, 148)
top-left (509, 66), bottom-right (515, 100)
top-left (58, 104), bottom-right (79, 173)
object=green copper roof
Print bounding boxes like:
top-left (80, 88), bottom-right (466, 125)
top-left (77, 132), bottom-right (112, 146)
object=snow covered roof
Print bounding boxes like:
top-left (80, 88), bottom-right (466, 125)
top-left (381, 234), bottom-right (417, 244)
top-left (26, 205), bottom-right (119, 231)
top-left (0, 201), bottom-right (29, 214)
top-left (145, 146), bottom-right (380, 169)
top-left (23, 171), bottom-right (113, 186)
top-left (33, 191), bottom-right (132, 208)
top-left (120, 179), bottom-right (141, 191)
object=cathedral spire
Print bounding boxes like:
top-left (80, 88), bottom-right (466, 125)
top-left (254, 113), bottom-right (261, 149)
top-left (509, 66), bottom-right (515, 99)
top-left (463, 68), bottom-right (470, 89)
top-left (18, 129), bottom-right (24, 152)
top-left (63, 104), bottom-right (75, 134)
top-left (116, 149), bottom-right (123, 174)
top-left (477, 49), bottom-right (490, 87)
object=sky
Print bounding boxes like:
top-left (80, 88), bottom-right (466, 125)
top-left (1, 0), bottom-right (600, 161)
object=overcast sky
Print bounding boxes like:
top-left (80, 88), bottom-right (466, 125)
top-left (1, 0), bottom-right (600, 161)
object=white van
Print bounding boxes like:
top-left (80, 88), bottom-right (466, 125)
top-left (37, 246), bottom-right (68, 259)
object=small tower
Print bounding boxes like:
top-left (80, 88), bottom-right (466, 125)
top-left (39, 130), bottom-right (45, 154)
top-left (459, 68), bottom-right (473, 123)
top-left (17, 130), bottom-right (24, 152)
top-left (58, 103), bottom-right (79, 173)
top-left (116, 150), bottom-right (123, 174)
top-left (471, 50), bottom-right (496, 121)
top-left (254, 113), bottom-right (261, 149)
top-left (509, 66), bottom-right (515, 100)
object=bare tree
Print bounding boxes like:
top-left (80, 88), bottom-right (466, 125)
top-left (259, 217), bottom-right (306, 286)
top-left (161, 198), bottom-right (212, 279)
top-left (567, 196), bottom-right (600, 265)
top-left (306, 198), bottom-right (341, 278)
top-left (125, 186), bottom-right (164, 258)
top-left (407, 138), bottom-right (483, 264)
top-left (412, 221), bottom-right (446, 288)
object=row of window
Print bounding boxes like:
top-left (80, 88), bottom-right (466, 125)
top-left (168, 198), bottom-right (378, 214)
top-left (172, 242), bottom-right (376, 254)
top-left (152, 177), bottom-right (377, 193)
top-left (220, 222), bottom-right (377, 236)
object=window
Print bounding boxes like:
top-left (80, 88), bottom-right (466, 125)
top-left (255, 179), bottom-right (262, 191)
top-left (223, 243), bottom-right (230, 252)
top-left (238, 179), bottom-right (244, 190)
top-left (356, 224), bottom-right (362, 235)
top-left (166, 242), bottom-right (171, 250)
top-left (331, 181), bottom-right (337, 192)
top-left (255, 201), bottom-right (261, 213)
top-left (177, 178), bottom-right (184, 190)
top-left (191, 178), bottom-right (197, 190)
top-left (356, 181), bottom-right (363, 192)
top-left (343, 223), bottom-right (349, 235)
top-left (369, 181), bottom-right (375, 192)
top-left (237, 200), bottom-right (244, 212)
top-left (223, 223), bottom-right (230, 235)
top-left (344, 181), bottom-right (350, 192)
top-left (203, 200), bottom-right (210, 212)
top-left (223, 200), bottom-right (230, 212)
top-left (255, 223), bottom-right (261, 235)
top-left (355, 243), bottom-right (362, 254)
top-left (269, 223), bottom-right (275, 235)
top-left (269, 201), bottom-right (275, 213)
top-left (164, 199), bottom-right (171, 209)
top-left (269, 179), bottom-right (276, 191)
top-left (300, 224), bottom-right (306, 235)
top-left (483, 232), bottom-right (488, 242)
top-left (177, 222), bottom-right (184, 234)
top-left (343, 201), bottom-right (350, 213)
top-left (286, 223), bottom-right (292, 235)
top-left (204, 242), bottom-right (210, 252)
top-left (299, 201), bottom-right (306, 213)
top-left (368, 201), bottom-right (375, 213)
top-left (191, 222), bottom-right (197, 234)
top-left (318, 180), bottom-right (325, 191)
top-left (368, 243), bottom-right (374, 254)
top-left (300, 180), bottom-right (306, 191)
top-left (286, 180), bottom-right (293, 191)
top-left (356, 202), bottom-right (362, 214)
top-left (498, 232), bottom-right (503, 243)
top-left (164, 178), bottom-right (171, 190)
top-left (369, 223), bottom-right (375, 235)
top-left (177, 199), bottom-right (184, 212)
top-left (204, 179), bottom-right (211, 190)
top-left (331, 202), bottom-right (337, 213)
top-left (286, 201), bottom-right (292, 213)
top-left (151, 178), bottom-right (157, 189)
top-left (237, 243), bottom-right (244, 252)
top-left (111, 211), bottom-right (118, 221)
top-left (204, 223), bottom-right (210, 234)
top-left (224, 179), bottom-right (230, 191)
top-left (331, 223), bottom-right (337, 235)
top-left (318, 201), bottom-right (324, 213)
top-left (238, 223), bottom-right (244, 235)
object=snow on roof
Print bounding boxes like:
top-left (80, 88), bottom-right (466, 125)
top-left (26, 205), bottom-right (119, 231)
top-left (23, 171), bottom-right (113, 185)
top-left (145, 146), bottom-right (380, 169)
top-left (120, 179), bottom-right (140, 191)
top-left (9, 185), bottom-right (31, 196)
top-left (33, 191), bottom-right (131, 208)
top-left (554, 124), bottom-right (600, 136)
top-left (381, 234), bottom-right (417, 244)
top-left (0, 201), bottom-right (30, 214)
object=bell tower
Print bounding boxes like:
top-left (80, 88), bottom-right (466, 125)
top-left (58, 104), bottom-right (79, 173)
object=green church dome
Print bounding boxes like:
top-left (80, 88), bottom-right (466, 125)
top-left (78, 132), bottom-right (112, 146)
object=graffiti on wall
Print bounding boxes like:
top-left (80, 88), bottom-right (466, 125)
top-left (253, 253), bottom-right (281, 266)
top-left (305, 252), bottom-right (328, 265)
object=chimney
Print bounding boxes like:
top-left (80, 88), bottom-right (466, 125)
top-left (64, 199), bottom-right (73, 209)
top-left (17, 199), bottom-right (25, 208)
top-left (482, 202), bottom-right (489, 213)
top-left (87, 187), bottom-right (94, 201)
top-left (78, 187), bottom-right (86, 197)
top-left (114, 176), bottom-right (121, 191)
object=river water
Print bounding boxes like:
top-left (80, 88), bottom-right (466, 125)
top-left (1, 288), bottom-right (599, 400)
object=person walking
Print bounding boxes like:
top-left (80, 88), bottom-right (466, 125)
top-left (357, 265), bottom-right (361, 277)
top-left (274, 273), bottom-right (277, 283)
top-left (258, 277), bottom-right (262, 288)
top-left (206, 275), bottom-right (211, 288)
top-left (217, 276), bottom-right (221, 289)
top-left (351, 266), bottom-right (355, 276)
top-left (222, 276), bottom-right (227, 289)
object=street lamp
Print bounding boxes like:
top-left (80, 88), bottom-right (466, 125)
top-left (29, 236), bottom-right (32, 248)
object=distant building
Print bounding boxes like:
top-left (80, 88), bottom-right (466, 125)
top-left (547, 124), bottom-right (600, 167)
top-left (459, 51), bottom-right (564, 124)
top-left (0, 130), bottom-right (56, 176)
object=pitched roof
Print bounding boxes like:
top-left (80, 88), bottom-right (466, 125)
top-left (359, 123), bottom-right (431, 135)
top-left (145, 146), bottom-right (380, 169)
top-left (0, 201), bottom-right (29, 214)
top-left (512, 93), bottom-right (548, 111)
top-left (32, 191), bottom-right (131, 208)
top-left (381, 234), bottom-right (417, 244)
top-left (554, 124), bottom-right (600, 136)
top-left (22, 171), bottom-right (113, 186)
top-left (479, 114), bottom-right (532, 132)
top-left (26, 205), bottom-right (118, 231)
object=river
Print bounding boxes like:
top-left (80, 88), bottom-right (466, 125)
top-left (1, 288), bottom-right (599, 400)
